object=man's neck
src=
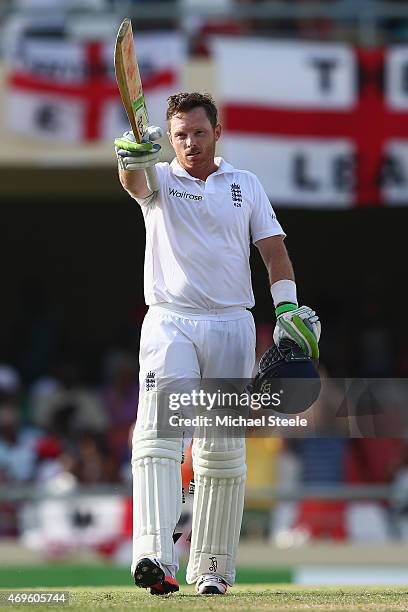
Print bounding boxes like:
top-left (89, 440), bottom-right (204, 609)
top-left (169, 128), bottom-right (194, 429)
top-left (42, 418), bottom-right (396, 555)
top-left (178, 159), bottom-right (219, 181)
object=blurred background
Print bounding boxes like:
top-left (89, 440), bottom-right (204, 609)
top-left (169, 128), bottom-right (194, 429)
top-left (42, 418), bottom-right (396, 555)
top-left (0, 0), bottom-right (408, 588)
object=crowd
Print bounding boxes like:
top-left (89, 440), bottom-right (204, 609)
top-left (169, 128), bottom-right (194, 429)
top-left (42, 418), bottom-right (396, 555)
top-left (0, 353), bottom-right (137, 493)
top-left (0, 309), bottom-right (407, 546)
top-left (6, 0), bottom-right (408, 55)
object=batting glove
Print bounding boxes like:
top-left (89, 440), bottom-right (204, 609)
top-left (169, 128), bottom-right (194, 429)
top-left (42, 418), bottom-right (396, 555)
top-left (114, 127), bottom-right (162, 171)
top-left (273, 304), bottom-right (321, 359)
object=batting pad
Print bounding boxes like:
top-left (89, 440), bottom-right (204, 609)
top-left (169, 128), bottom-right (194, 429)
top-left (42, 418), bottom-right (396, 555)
top-left (186, 436), bottom-right (246, 585)
top-left (131, 395), bottom-right (183, 572)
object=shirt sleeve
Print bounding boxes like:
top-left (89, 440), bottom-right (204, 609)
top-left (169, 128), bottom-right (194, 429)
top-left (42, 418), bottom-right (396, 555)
top-left (131, 162), bottom-right (168, 207)
top-left (249, 174), bottom-right (286, 244)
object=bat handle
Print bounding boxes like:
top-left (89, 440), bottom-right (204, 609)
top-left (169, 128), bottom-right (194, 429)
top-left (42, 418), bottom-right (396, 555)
top-left (145, 166), bottom-right (159, 192)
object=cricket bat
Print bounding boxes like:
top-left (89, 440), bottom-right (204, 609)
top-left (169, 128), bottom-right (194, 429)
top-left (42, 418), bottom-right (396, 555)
top-left (114, 18), bottom-right (159, 191)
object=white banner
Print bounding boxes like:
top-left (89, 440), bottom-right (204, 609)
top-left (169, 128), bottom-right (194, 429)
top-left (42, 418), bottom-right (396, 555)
top-left (213, 38), bottom-right (356, 109)
top-left (223, 136), bottom-right (354, 208)
top-left (21, 496), bottom-right (128, 554)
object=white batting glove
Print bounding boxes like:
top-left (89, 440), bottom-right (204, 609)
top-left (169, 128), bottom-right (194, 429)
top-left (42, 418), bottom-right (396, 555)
top-left (273, 304), bottom-right (321, 359)
top-left (114, 127), bottom-right (162, 171)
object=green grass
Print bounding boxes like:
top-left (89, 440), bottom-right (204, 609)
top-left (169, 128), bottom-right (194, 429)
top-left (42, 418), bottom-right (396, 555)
top-left (0, 565), bottom-right (291, 588)
top-left (1, 586), bottom-right (408, 611)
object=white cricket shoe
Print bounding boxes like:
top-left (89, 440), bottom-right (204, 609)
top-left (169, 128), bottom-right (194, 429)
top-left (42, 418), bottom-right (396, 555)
top-left (195, 574), bottom-right (228, 595)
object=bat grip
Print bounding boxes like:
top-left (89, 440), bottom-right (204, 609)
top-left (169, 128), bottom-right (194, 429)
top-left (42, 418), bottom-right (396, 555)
top-left (145, 166), bottom-right (159, 192)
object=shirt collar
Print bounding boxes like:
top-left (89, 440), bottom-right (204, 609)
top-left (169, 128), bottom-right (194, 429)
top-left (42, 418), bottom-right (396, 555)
top-left (170, 156), bottom-right (235, 180)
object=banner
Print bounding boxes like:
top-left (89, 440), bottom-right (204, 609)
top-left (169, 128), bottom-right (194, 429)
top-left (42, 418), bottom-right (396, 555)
top-left (5, 20), bottom-right (186, 143)
top-left (20, 495), bottom-right (129, 555)
top-left (20, 494), bottom-right (192, 559)
top-left (213, 38), bottom-right (408, 207)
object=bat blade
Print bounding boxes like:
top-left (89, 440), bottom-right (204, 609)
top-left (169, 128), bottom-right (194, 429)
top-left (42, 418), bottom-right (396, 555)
top-left (114, 18), bottom-right (149, 143)
top-left (114, 18), bottom-right (159, 191)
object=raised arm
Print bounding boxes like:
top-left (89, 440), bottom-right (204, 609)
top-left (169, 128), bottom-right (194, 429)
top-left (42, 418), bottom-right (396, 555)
top-left (115, 129), bottom-right (162, 199)
top-left (118, 167), bottom-right (152, 200)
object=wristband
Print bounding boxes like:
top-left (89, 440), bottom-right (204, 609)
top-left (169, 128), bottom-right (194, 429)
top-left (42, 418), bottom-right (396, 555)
top-left (270, 279), bottom-right (297, 308)
top-left (275, 303), bottom-right (297, 317)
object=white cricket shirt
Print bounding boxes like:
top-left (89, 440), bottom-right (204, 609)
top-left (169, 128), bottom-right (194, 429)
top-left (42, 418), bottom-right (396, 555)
top-left (134, 157), bottom-right (285, 310)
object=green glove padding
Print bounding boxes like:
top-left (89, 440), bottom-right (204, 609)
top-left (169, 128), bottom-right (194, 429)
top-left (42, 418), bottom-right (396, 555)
top-left (274, 305), bottom-right (321, 360)
top-left (114, 138), bottom-right (154, 153)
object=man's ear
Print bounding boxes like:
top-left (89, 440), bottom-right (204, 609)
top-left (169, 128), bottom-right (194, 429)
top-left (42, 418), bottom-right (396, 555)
top-left (215, 123), bottom-right (222, 142)
top-left (167, 131), bottom-right (173, 146)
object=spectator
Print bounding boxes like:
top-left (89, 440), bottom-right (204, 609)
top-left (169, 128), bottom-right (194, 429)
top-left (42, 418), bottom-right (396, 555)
top-left (290, 437), bottom-right (348, 540)
top-left (271, 370), bottom-right (350, 542)
top-left (102, 351), bottom-right (139, 427)
top-left (102, 351), bottom-right (139, 469)
top-left (72, 432), bottom-right (119, 483)
top-left (390, 445), bottom-right (408, 539)
top-left (182, 0), bottom-right (252, 55)
top-left (345, 438), bottom-right (406, 541)
top-left (296, 0), bottom-right (337, 41)
top-left (34, 435), bottom-right (68, 483)
top-left (0, 405), bottom-right (41, 482)
top-left (0, 364), bottom-right (22, 406)
top-left (30, 361), bottom-right (107, 440)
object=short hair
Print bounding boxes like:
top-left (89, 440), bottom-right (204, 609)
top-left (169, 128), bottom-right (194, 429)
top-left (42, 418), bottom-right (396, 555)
top-left (166, 92), bottom-right (218, 129)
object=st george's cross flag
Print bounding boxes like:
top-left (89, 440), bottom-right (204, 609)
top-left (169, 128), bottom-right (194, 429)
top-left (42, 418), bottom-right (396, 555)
top-left (213, 38), bottom-right (408, 207)
top-left (5, 27), bottom-right (185, 143)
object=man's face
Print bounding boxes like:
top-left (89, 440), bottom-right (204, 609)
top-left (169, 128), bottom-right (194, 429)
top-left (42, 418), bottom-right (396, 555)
top-left (168, 107), bottom-right (221, 175)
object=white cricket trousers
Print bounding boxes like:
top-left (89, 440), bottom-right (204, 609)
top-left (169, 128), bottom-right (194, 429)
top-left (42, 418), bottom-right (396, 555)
top-left (131, 304), bottom-right (256, 582)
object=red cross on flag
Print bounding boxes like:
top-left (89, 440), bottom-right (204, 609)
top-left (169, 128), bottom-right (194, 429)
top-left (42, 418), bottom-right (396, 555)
top-left (213, 38), bottom-right (408, 208)
top-left (6, 30), bottom-right (185, 144)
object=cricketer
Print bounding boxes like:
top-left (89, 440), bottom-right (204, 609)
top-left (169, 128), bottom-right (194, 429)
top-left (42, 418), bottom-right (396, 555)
top-left (114, 92), bottom-right (321, 595)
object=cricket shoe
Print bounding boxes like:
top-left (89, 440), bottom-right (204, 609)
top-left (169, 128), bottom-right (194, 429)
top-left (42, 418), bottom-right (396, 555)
top-left (133, 557), bottom-right (179, 596)
top-left (195, 574), bottom-right (228, 595)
